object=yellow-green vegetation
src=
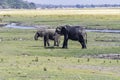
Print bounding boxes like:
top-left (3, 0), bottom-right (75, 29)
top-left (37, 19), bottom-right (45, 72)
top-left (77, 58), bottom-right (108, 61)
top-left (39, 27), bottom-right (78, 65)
top-left (0, 9), bottom-right (120, 80)
top-left (0, 56), bottom-right (120, 80)
top-left (0, 28), bottom-right (120, 80)
top-left (0, 9), bottom-right (120, 29)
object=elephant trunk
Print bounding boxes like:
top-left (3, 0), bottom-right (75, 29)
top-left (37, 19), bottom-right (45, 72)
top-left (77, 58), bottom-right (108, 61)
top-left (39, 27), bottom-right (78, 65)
top-left (34, 33), bottom-right (38, 40)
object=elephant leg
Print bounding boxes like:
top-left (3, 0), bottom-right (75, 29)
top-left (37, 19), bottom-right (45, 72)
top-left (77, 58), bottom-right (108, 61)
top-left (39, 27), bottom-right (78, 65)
top-left (44, 36), bottom-right (47, 47)
top-left (57, 37), bottom-right (61, 47)
top-left (62, 35), bottom-right (68, 48)
top-left (54, 40), bottom-right (57, 46)
top-left (54, 36), bottom-right (59, 46)
top-left (46, 39), bottom-right (50, 46)
top-left (55, 39), bottom-right (60, 47)
top-left (44, 34), bottom-right (50, 47)
top-left (57, 40), bottom-right (59, 46)
top-left (55, 40), bottom-right (59, 47)
top-left (79, 35), bottom-right (86, 49)
top-left (80, 41), bottom-right (86, 49)
top-left (62, 38), bottom-right (68, 48)
top-left (44, 39), bottom-right (47, 47)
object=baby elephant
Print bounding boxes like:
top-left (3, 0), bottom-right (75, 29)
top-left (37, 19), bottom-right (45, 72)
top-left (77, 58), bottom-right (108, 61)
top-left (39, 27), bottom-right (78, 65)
top-left (34, 29), bottom-right (60, 47)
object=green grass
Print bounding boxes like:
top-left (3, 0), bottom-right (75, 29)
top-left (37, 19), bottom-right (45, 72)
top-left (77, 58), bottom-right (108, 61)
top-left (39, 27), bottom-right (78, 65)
top-left (0, 28), bottom-right (120, 80)
top-left (0, 56), bottom-right (120, 80)
top-left (0, 28), bottom-right (120, 56)
top-left (0, 9), bottom-right (120, 80)
top-left (2, 15), bottom-right (120, 29)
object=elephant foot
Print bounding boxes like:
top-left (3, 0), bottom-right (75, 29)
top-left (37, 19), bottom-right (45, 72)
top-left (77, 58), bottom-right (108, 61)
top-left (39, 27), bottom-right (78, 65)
top-left (56, 44), bottom-right (59, 47)
top-left (82, 46), bottom-right (87, 49)
top-left (62, 46), bottom-right (68, 49)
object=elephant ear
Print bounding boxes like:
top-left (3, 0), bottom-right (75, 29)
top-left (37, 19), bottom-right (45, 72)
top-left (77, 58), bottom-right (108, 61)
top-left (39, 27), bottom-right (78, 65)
top-left (61, 25), bottom-right (69, 34)
top-left (55, 27), bottom-right (62, 34)
top-left (37, 31), bottom-right (44, 37)
top-left (56, 27), bottom-right (61, 32)
top-left (62, 25), bottom-right (70, 31)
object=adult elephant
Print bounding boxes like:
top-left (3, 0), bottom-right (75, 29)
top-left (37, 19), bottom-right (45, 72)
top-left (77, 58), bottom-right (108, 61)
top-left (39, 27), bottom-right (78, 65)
top-left (55, 25), bottom-right (87, 49)
top-left (34, 29), bottom-right (60, 47)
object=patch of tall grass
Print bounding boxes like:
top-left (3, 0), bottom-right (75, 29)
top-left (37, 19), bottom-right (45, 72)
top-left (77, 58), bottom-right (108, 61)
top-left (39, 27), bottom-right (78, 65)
top-left (0, 9), bottom-right (120, 29)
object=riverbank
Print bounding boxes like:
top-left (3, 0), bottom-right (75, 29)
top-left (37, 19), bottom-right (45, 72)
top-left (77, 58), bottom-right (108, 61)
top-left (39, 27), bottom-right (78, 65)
top-left (3, 23), bottom-right (120, 33)
top-left (0, 9), bottom-right (120, 30)
top-left (0, 23), bottom-right (7, 27)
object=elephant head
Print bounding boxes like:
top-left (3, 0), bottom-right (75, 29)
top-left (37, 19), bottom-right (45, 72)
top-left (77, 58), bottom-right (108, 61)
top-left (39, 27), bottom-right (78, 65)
top-left (55, 25), bottom-right (70, 35)
top-left (34, 30), bottom-right (44, 40)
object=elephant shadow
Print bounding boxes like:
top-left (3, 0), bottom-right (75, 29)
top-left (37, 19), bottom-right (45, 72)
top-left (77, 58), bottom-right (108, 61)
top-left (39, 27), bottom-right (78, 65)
top-left (30, 45), bottom-right (43, 48)
top-left (45, 46), bottom-right (62, 49)
top-left (30, 45), bottom-right (62, 49)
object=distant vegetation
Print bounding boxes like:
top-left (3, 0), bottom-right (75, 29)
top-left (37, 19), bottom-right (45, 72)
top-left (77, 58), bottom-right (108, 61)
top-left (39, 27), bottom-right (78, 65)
top-left (36, 4), bottom-right (120, 9)
top-left (0, 0), bottom-right (36, 9)
top-left (0, 0), bottom-right (119, 9)
top-left (1, 9), bottom-right (120, 29)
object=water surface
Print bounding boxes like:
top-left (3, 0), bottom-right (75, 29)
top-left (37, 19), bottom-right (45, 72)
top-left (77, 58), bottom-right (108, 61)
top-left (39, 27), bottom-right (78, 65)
top-left (5, 23), bottom-right (120, 33)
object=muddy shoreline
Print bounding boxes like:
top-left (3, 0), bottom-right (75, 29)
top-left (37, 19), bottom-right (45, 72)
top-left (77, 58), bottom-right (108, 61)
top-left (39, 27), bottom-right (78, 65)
top-left (83, 54), bottom-right (120, 59)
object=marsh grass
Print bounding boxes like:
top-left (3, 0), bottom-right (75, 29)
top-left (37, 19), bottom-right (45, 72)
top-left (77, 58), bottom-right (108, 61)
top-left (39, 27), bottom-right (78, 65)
top-left (0, 9), bottom-right (120, 29)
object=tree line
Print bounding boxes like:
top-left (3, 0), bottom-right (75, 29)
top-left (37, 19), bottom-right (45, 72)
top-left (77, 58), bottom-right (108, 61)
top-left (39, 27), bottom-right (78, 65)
top-left (36, 4), bottom-right (120, 9)
top-left (0, 0), bottom-right (119, 9)
top-left (0, 0), bottom-right (36, 9)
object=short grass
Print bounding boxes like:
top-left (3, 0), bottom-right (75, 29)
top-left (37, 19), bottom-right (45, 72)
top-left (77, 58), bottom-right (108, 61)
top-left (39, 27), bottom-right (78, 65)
top-left (0, 28), bottom-right (120, 56)
top-left (0, 28), bottom-right (120, 80)
top-left (0, 56), bottom-right (120, 80)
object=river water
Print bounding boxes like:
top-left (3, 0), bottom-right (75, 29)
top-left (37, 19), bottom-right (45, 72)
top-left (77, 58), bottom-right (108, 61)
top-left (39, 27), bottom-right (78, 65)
top-left (86, 29), bottom-right (120, 33)
top-left (5, 23), bottom-right (35, 29)
top-left (5, 23), bottom-right (120, 33)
